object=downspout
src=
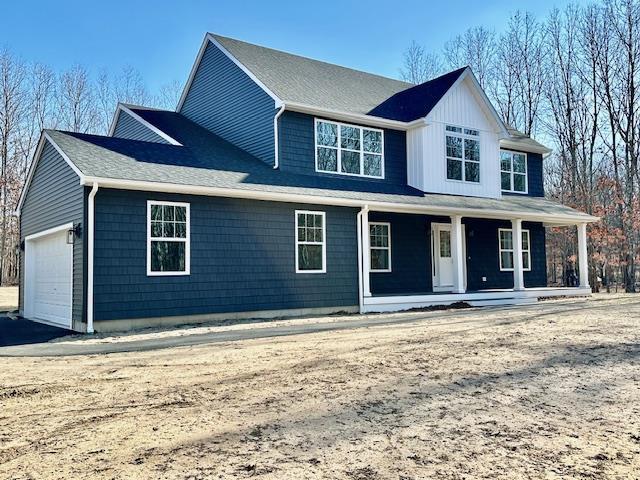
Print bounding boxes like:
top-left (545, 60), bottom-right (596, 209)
top-left (87, 182), bottom-right (99, 334)
top-left (356, 205), bottom-right (370, 313)
top-left (273, 103), bottom-right (286, 169)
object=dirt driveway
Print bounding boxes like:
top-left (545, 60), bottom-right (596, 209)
top-left (1, 295), bottom-right (639, 479)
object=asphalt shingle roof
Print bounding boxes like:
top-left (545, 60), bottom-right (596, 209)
top-left (44, 108), bottom-right (592, 222)
top-left (211, 34), bottom-right (413, 116)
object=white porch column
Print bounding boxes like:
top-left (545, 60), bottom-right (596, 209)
top-left (512, 218), bottom-right (525, 291)
top-left (451, 215), bottom-right (465, 294)
top-left (362, 208), bottom-right (372, 297)
top-left (577, 222), bottom-right (590, 289)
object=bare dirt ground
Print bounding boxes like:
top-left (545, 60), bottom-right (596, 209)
top-left (1, 294), bottom-right (639, 479)
top-left (0, 287), bottom-right (17, 312)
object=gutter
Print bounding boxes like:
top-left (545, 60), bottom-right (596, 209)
top-left (273, 103), bottom-right (286, 169)
top-left (86, 182), bottom-right (99, 333)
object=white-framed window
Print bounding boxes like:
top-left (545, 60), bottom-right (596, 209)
top-left (445, 125), bottom-right (480, 183)
top-left (500, 150), bottom-right (528, 193)
top-left (295, 210), bottom-right (326, 273)
top-left (315, 118), bottom-right (384, 179)
top-left (147, 200), bottom-right (190, 276)
top-left (369, 222), bottom-right (391, 272)
top-left (498, 228), bottom-right (531, 271)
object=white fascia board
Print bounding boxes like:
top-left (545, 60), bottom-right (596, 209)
top-left (285, 102), bottom-right (423, 131)
top-left (81, 175), bottom-right (599, 224)
top-left (500, 139), bottom-right (552, 155)
top-left (111, 104), bottom-right (182, 146)
top-left (15, 132), bottom-right (86, 216)
top-left (424, 68), bottom-right (509, 137)
top-left (177, 34), bottom-right (284, 112)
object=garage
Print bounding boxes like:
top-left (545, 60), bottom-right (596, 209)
top-left (24, 224), bottom-right (73, 328)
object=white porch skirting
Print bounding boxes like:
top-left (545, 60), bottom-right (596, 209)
top-left (362, 287), bottom-right (592, 313)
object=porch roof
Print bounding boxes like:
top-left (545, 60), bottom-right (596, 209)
top-left (42, 112), bottom-right (597, 225)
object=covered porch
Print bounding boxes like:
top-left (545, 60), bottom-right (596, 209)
top-left (356, 206), bottom-right (594, 313)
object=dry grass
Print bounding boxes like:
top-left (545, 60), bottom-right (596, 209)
top-left (1, 294), bottom-right (639, 479)
top-left (0, 286), bottom-right (18, 312)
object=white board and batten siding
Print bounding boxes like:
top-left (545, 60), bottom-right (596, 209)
top-left (407, 76), bottom-right (502, 199)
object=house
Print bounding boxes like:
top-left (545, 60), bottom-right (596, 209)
top-left (16, 34), bottom-right (598, 333)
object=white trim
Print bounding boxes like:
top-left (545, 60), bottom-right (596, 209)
top-left (288, 102), bottom-right (422, 130)
top-left (87, 182), bottom-right (99, 333)
top-left (361, 286), bottom-right (592, 313)
top-left (80, 175), bottom-right (599, 225)
top-left (23, 222), bottom-right (74, 329)
top-left (445, 125), bottom-right (480, 184)
top-left (177, 34), bottom-right (283, 112)
top-left (24, 222), bottom-right (74, 242)
top-left (369, 222), bottom-right (391, 273)
top-left (314, 118), bottom-right (385, 179)
top-left (295, 210), bottom-right (326, 274)
top-left (15, 132), bottom-right (85, 216)
top-left (108, 104), bottom-right (182, 146)
top-left (431, 221), bottom-right (467, 292)
top-left (500, 150), bottom-right (528, 194)
top-left (146, 200), bottom-right (191, 276)
top-left (499, 227), bottom-right (531, 272)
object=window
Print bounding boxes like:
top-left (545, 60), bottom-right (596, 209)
top-left (315, 119), bottom-right (384, 179)
top-left (501, 150), bottom-right (528, 193)
top-left (446, 125), bottom-right (480, 183)
top-left (369, 222), bottom-right (391, 272)
top-left (147, 201), bottom-right (190, 275)
top-left (498, 228), bottom-right (531, 271)
top-left (296, 211), bottom-right (326, 273)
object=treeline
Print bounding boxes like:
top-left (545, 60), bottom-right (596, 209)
top-left (402, 0), bottom-right (640, 292)
top-left (0, 53), bottom-right (183, 285)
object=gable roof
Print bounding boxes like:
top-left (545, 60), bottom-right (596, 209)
top-left (29, 107), bottom-right (594, 224)
top-left (367, 67), bottom-right (467, 122)
top-left (195, 34), bottom-right (414, 117)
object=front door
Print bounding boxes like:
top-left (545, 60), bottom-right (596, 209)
top-left (431, 223), bottom-right (466, 292)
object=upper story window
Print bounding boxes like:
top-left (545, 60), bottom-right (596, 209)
top-left (315, 119), bottom-right (384, 179)
top-left (147, 201), bottom-right (190, 276)
top-left (500, 150), bottom-right (528, 193)
top-left (445, 125), bottom-right (480, 183)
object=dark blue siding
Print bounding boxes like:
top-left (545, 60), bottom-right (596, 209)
top-left (93, 189), bottom-right (359, 321)
top-left (503, 151), bottom-right (544, 198)
top-left (279, 111), bottom-right (408, 188)
top-left (368, 214), bottom-right (547, 294)
top-left (180, 41), bottom-right (276, 165)
top-left (369, 212), bottom-right (432, 294)
top-left (19, 141), bottom-right (85, 330)
top-left (112, 110), bottom-right (169, 144)
top-left (464, 219), bottom-right (547, 290)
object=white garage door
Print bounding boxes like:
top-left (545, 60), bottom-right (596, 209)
top-left (25, 226), bottom-right (73, 328)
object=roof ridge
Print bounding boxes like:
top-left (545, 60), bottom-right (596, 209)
top-left (210, 33), bottom-right (414, 88)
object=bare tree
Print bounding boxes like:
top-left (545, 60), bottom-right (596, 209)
top-left (155, 79), bottom-right (184, 110)
top-left (400, 41), bottom-right (443, 84)
top-left (444, 26), bottom-right (497, 89)
top-left (57, 64), bottom-right (98, 133)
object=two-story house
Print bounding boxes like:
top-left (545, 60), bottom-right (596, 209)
top-left (16, 34), bottom-right (597, 333)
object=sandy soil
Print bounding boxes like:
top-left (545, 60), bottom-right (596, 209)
top-left (0, 287), bottom-right (17, 312)
top-left (1, 294), bottom-right (639, 479)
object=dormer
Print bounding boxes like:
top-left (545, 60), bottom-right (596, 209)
top-left (370, 67), bottom-right (511, 199)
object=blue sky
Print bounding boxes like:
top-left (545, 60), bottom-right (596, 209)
top-left (3, 0), bottom-right (578, 92)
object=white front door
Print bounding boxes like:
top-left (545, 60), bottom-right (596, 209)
top-left (432, 223), bottom-right (466, 292)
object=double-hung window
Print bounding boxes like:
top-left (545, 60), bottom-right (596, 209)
top-left (446, 125), bottom-right (480, 183)
top-left (500, 150), bottom-right (528, 193)
top-left (315, 119), bottom-right (384, 178)
top-left (498, 228), bottom-right (531, 271)
top-left (369, 222), bottom-right (391, 272)
top-left (295, 210), bottom-right (326, 273)
top-left (147, 201), bottom-right (190, 275)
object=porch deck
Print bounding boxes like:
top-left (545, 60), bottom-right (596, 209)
top-left (362, 287), bottom-right (592, 313)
